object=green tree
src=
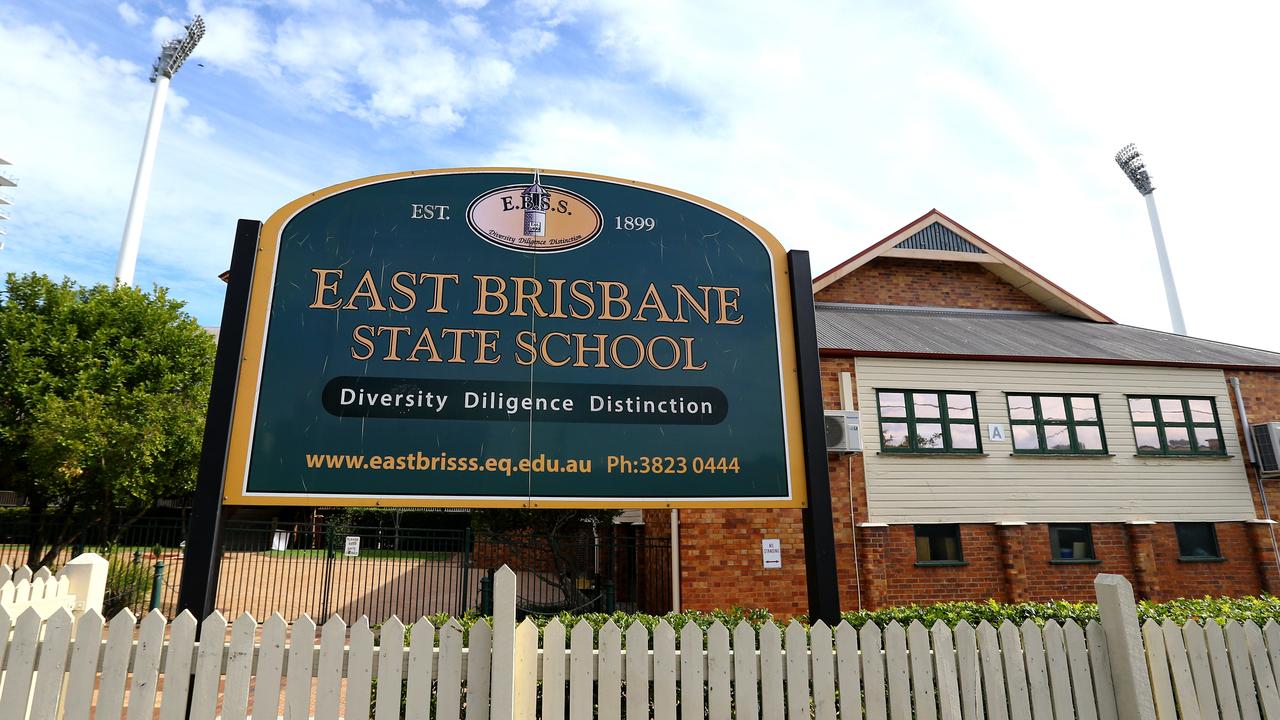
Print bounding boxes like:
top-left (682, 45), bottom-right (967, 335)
top-left (472, 508), bottom-right (621, 611)
top-left (0, 273), bottom-right (216, 567)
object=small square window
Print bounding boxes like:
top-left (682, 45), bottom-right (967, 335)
top-left (1049, 524), bottom-right (1096, 562)
top-left (915, 524), bottom-right (963, 564)
top-left (1175, 523), bottom-right (1222, 560)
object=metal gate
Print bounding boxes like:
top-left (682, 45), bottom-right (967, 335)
top-left (1, 515), bottom-right (672, 623)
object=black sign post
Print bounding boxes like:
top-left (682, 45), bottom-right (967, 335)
top-left (789, 250), bottom-right (842, 625)
top-left (176, 218), bottom-right (260, 619)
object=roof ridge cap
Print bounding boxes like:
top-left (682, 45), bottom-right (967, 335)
top-left (814, 302), bottom-right (1064, 318)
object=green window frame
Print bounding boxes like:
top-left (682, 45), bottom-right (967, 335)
top-left (876, 389), bottom-right (982, 454)
top-left (1127, 396), bottom-right (1226, 456)
top-left (915, 524), bottom-right (965, 565)
top-left (1174, 522), bottom-right (1223, 561)
top-left (1048, 523), bottom-right (1098, 563)
top-left (1006, 394), bottom-right (1108, 454)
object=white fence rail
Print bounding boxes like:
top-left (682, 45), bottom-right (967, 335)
top-left (0, 568), bottom-right (1266, 718)
top-left (0, 553), bottom-right (106, 623)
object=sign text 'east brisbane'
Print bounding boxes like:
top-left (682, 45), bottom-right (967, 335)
top-left (306, 269), bottom-right (744, 372)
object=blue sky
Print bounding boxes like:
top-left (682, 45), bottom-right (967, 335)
top-left (2, 0), bottom-right (1278, 351)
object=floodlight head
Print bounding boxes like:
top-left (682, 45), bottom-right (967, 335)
top-left (151, 15), bottom-right (205, 82)
top-left (1115, 143), bottom-right (1154, 195)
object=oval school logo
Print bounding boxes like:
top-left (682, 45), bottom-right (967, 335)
top-left (466, 171), bottom-right (603, 253)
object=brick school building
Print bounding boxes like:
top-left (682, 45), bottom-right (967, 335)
top-left (652, 209), bottom-right (1280, 616)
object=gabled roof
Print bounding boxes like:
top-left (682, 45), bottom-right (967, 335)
top-left (816, 303), bottom-right (1280, 369)
top-left (813, 209), bottom-right (1114, 323)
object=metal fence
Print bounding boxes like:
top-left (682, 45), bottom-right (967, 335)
top-left (0, 514), bottom-right (672, 623)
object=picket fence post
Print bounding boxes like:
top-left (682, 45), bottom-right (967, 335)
top-left (57, 552), bottom-right (108, 619)
top-left (1095, 573), bottom-right (1157, 720)
top-left (491, 565), bottom-right (520, 720)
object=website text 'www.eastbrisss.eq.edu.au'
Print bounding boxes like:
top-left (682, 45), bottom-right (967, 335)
top-left (303, 452), bottom-right (742, 477)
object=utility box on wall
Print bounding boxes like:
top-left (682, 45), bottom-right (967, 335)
top-left (824, 410), bottom-right (861, 453)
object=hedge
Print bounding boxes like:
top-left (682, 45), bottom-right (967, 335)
top-left (392, 594), bottom-right (1280, 645)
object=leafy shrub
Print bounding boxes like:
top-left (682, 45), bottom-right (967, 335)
top-left (103, 555), bottom-right (153, 616)
top-left (373, 594), bottom-right (1280, 646)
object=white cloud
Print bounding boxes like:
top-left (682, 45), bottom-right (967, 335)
top-left (150, 15), bottom-right (186, 45)
top-left (187, 3), bottom-right (521, 131)
top-left (6, 0), bottom-right (1280, 354)
top-left (190, 6), bottom-right (268, 69)
top-left (0, 11), bottom-right (315, 315)
top-left (476, 0), bottom-right (1280, 351)
top-left (444, 0), bottom-right (490, 8)
top-left (116, 2), bottom-right (142, 26)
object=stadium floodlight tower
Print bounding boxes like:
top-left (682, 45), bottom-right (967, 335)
top-left (116, 15), bottom-right (205, 286)
top-left (1115, 143), bottom-right (1186, 335)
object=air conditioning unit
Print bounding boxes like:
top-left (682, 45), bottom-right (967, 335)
top-left (1253, 423), bottom-right (1280, 477)
top-left (825, 410), bottom-right (861, 453)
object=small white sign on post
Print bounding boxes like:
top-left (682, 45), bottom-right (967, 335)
top-left (271, 531), bottom-right (289, 551)
top-left (989, 424), bottom-right (1006, 441)
top-left (762, 538), bottom-right (782, 569)
top-left (344, 536), bottom-right (361, 557)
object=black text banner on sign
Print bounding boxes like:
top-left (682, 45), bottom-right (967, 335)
top-left (222, 168), bottom-right (807, 508)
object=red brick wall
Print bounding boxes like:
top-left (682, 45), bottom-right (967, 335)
top-left (821, 357), bottom-right (857, 411)
top-left (1025, 524), bottom-right (1135, 601)
top-left (875, 524), bottom-right (1006, 605)
top-left (676, 454), bottom-right (869, 618)
top-left (1146, 521), bottom-right (1261, 600)
top-left (676, 516), bottom-right (1267, 614)
top-left (815, 257), bottom-right (1051, 312)
top-left (1225, 370), bottom-right (1280, 591)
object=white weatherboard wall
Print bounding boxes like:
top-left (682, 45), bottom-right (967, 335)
top-left (855, 357), bottom-right (1254, 523)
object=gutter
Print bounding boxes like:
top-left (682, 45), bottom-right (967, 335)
top-left (818, 348), bottom-right (1280, 373)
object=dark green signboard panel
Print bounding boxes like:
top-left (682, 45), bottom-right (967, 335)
top-left (223, 169), bottom-right (805, 508)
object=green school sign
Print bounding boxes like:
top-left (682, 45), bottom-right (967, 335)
top-left (222, 168), bottom-right (806, 508)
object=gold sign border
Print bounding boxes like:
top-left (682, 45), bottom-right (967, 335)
top-left (221, 167), bottom-right (807, 509)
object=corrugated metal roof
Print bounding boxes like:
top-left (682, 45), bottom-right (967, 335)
top-left (893, 222), bottom-right (984, 253)
top-left (816, 303), bottom-right (1280, 368)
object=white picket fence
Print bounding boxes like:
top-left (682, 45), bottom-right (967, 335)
top-left (1, 554), bottom-right (106, 623)
top-left (0, 567), bottom-right (1271, 719)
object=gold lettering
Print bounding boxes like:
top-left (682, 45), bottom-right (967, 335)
top-left (439, 328), bottom-right (474, 363)
top-left (633, 283), bottom-right (675, 322)
top-left (343, 270), bottom-right (387, 311)
top-left (419, 273), bottom-right (458, 313)
top-left (599, 281), bottom-right (631, 321)
top-left (681, 337), bottom-right (707, 371)
top-left (568, 280), bottom-right (596, 319)
top-left (376, 326), bottom-right (411, 360)
top-left (406, 327), bottom-right (441, 362)
top-left (476, 329), bottom-right (501, 364)
top-left (714, 287), bottom-right (744, 325)
top-left (672, 285), bottom-right (712, 323)
top-left (540, 332), bottom-right (572, 367)
top-left (351, 324), bottom-right (376, 360)
top-left (646, 335), bottom-right (681, 370)
top-left (546, 278), bottom-right (568, 318)
top-left (573, 333), bottom-right (609, 368)
top-left (511, 277), bottom-right (548, 317)
top-left (514, 330), bottom-right (536, 365)
top-left (609, 334), bottom-right (645, 369)
top-left (474, 276), bottom-right (508, 315)
top-left (389, 272), bottom-right (417, 312)
top-left (310, 269), bottom-right (344, 309)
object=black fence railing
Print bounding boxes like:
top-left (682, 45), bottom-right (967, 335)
top-left (0, 515), bottom-right (672, 623)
